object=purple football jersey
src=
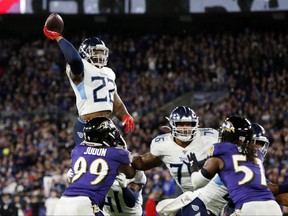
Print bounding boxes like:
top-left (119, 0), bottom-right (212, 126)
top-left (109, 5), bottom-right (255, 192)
top-left (63, 144), bottom-right (131, 207)
top-left (211, 142), bottom-right (274, 209)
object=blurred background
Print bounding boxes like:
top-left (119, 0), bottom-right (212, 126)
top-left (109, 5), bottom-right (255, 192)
top-left (0, 0), bottom-right (288, 215)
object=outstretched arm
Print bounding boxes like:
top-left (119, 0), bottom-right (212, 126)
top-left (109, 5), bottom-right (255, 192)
top-left (131, 152), bottom-right (162, 171)
top-left (113, 92), bottom-right (129, 119)
top-left (268, 182), bottom-right (288, 206)
top-left (269, 183), bottom-right (288, 196)
top-left (118, 164), bottom-right (136, 179)
top-left (275, 193), bottom-right (288, 206)
top-left (43, 26), bottom-right (84, 83)
top-left (56, 37), bottom-right (84, 83)
top-left (191, 157), bottom-right (223, 189)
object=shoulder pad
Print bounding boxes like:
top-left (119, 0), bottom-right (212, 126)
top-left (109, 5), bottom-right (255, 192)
top-left (198, 128), bottom-right (219, 137)
top-left (152, 133), bottom-right (170, 144)
top-left (103, 67), bottom-right (116, 80)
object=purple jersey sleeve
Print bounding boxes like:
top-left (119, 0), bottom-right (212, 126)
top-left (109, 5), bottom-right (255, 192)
top-left (211, 142), bottom-right (275, 209)
top-left (63, 145), bottom-right (131, 208)
top-left (109, 148), bottom-right (131, 165)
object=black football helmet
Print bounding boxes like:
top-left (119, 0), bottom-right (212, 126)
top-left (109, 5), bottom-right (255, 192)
top-left (219, 116), bottom-right (253, 144)
top-left (78, 37), bottom-right (109, 68)
top-left (252, 123), bottom-right (270, 156)
top-left (83, 117), bottom-right (126, 148)
top-left (168, 106), bottom-right (199, 142)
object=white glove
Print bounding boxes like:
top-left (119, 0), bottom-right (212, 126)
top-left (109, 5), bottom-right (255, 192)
top-left (116, 173), bottom-right (128, 188)
top-left (66, 168), bottom-right (74, 184)
top-left (230, 210), bottom-right (242, 216)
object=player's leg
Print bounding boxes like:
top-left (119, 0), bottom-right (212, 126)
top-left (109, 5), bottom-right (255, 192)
top-left (175, 197), bottom-right (211, 216)
top-left (238, 200), bottom-right (282, 215)
top-left (73, 117), bottom-right (86, 145)
top-left (157, 191), bottom-right (211, 216)
top-left (54, 196), bottom-right (94, 216)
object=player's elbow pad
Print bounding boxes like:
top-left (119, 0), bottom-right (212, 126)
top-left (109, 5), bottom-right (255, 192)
top-left (191, 169), bottom-right (211, 190)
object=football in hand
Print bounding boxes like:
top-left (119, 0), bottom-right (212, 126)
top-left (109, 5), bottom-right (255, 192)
top-left (45, 13), bottom-right (64, 33)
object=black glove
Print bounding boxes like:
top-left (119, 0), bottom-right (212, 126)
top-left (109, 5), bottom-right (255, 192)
top-left (184, 152), bottom-right (200, 174)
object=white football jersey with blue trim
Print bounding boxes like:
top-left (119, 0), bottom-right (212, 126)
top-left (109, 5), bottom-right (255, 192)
top-left (103, 171), bottom-right (146, 216)
top-left (66, 59), bottom-right (116, 116)
top-left (150, 128), bottom-right (218, 192)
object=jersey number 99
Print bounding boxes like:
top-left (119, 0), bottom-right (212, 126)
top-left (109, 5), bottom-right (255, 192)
top-left (72, 156), bottom-right (109, 185)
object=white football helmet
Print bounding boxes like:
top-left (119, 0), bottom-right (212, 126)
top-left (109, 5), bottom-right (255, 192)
top-left (78, 37), bottom-right (109, 68)
top-left (168, 106), bottom-right (199, 142)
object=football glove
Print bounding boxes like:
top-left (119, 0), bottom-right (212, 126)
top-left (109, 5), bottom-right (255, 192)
top-left (116, 173), bottom-right (128, 188)
top-left (43, 25), bottom-right (62, 40)
top-left (122, 114), bottom-right (135, 133)
top-left (183, 152), bottom-right (200, 174)
top-left (66, 168), bottom-right (74, 184)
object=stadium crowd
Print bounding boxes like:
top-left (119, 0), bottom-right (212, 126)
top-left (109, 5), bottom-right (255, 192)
top-left (0, 30), bottom-right (287, 215)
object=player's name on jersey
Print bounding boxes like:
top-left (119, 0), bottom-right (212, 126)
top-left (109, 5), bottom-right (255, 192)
top-left (84, 147), bottom-right (107, 156)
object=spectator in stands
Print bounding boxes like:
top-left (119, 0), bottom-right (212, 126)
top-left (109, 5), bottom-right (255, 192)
top-left (44, 190), bottom-right (59, 216)
top-left (13, 194), bottom-right (25, 216)
top-left (162, 171), bottom-right (175, 198)
top-left (0, 193), bottom-right (17, 216)
top-left (145, 190), bottom-right (161, 216)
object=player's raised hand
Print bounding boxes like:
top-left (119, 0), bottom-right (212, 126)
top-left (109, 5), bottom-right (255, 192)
top-left (122, 114), bottom-right (135, 133)
top-left (43, 26), bottom-right (62, 40)
top-left (43, 13), bottom-right (64, 40)
top-left (184, 152), bottom-right (200, 174)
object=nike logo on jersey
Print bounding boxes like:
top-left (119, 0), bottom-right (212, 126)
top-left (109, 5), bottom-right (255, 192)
top-left (77, 132), bottom-right (84, 138)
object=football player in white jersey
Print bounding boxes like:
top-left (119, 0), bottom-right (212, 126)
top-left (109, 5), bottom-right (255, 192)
top-left (43, 20), bottom-right (134, 145)
top-left (132, 106), bottom-right (222, 215)
top-left (103, 171), bottom-right (147, 216)
top-left (157, 122), bottom-right (287, 216)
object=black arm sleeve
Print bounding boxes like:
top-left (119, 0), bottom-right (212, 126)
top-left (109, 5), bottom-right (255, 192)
top-left (278, 183), bottom-right (288, 194)
top-left (58, 38), bottom-right (84, 75)
top-left (201, 168), bottom-right (214, 180)
top-left (122, 187), bottom-right (139, 208)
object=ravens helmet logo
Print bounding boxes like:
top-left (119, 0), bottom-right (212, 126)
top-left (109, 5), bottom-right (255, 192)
top-left (98, 120), bottom-right (115, 130)
top-left (222, 121), bottom-right (235, 133)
